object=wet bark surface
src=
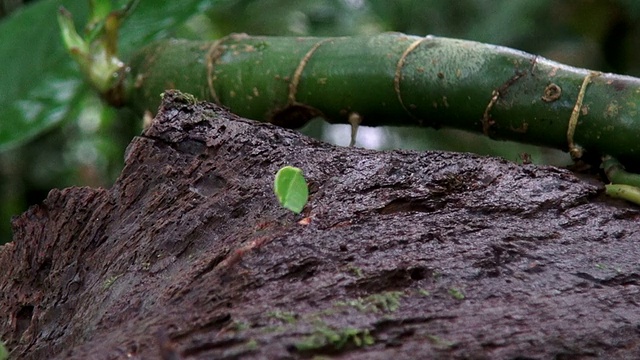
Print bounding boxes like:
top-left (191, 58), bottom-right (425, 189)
top-left (2, 90), bottom-right (640, 359)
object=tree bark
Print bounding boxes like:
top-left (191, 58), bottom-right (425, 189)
top-left (2, 91), bottom-right (639, 359)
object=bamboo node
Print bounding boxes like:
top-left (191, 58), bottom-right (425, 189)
top-left (289, 38), bottom-right (333, 105)
top-left (567, 71), bottom-right (601, 160)
top-left (395, 37), bottom-right (427, 121)
top-left (482, 71), bottom-right (527, 136)
top-left (206, 37), bottom-right (226, 105)
top-left (482, 90), bottom-right (500, 136)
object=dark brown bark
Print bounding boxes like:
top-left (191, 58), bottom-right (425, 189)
top-left (2, 90), bottom-right (640, 359)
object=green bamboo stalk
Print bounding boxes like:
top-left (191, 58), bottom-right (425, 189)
top-left (117, 34), bottom-right (640, 165)
top-left (59, 4), bottom-right (640, 206)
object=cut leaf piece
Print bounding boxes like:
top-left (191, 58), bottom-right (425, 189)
top-left (274, 166), bottom-right (309, 214)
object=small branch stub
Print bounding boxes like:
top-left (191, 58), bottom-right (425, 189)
top-left (348, 112), bottom-right (362, 147)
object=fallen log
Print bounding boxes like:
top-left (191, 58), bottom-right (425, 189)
top-left (1, 91), bottom-right (639, 359)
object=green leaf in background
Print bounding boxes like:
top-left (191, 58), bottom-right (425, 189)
top-left (274, 166), bottom-right (309, 214)
top-left (0, 0), bottom-right (88, 151)
top-left (0, 0), bottom-right (213, 151)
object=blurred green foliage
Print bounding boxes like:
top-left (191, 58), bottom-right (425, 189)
top-left (2, 0), bottom-right (640, 244)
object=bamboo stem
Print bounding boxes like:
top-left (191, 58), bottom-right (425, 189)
top-left (123, 34), bottom-right (640, 166)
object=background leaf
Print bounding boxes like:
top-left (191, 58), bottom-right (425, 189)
top-left (0, 0), bottom-right (213, 244)
top-left (0, 0), bottom-right (88, 151)
top-left (118, 0), bottom-right (214, 52)
top-left (0, 0), bottom-right (213, 151)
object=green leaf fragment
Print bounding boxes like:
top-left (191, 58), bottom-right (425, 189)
top-left (600, 156), bottom-right (640, 206)
top-left (274, 166), bottom-right (309, 214)
top-left (0, 340), bottom-right (7, 360)
top-left (448, 287), bottom-right (465, 300)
